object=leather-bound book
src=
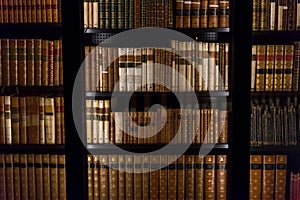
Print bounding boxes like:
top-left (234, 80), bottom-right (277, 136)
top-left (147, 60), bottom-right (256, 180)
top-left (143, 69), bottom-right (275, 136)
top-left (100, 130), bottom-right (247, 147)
top-left (204, 155), bottom-right (216, 200)
top-left (18, 39), bottom-right (26, 86)
top-left (35, 154), bottom-right (43, 200)
top-left (217, 155), bottom-right (227, 200)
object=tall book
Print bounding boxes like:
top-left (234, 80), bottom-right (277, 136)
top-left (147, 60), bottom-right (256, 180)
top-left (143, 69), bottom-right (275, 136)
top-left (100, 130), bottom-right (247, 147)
top-left (250, 155), bottom-right (262, 199)
top-left (251, 45), bottom-right (257, 91)
top-left (99, 155), bottom-right (109, 199)
top-left (5, 154), bottom-right (14, 200)
top-left (9, 39), bottom-right (18, 86)
top-left (191, 0), bottom-right (200, 28)
top-left (274, 45), bottom-right (284, 91)
top-left (118, 155), bottom-right (125, 200)
top-left (58, 155), bottom-right (66, 200)
top-left (176, 0), bottom-right (184, 28)
top-left (35, 154), bottom-right (43, 200)
top-left (39, 97), bottom-right (45, 144)
top-left (293, 42), bottom-right (300, 91)
top-left (0, 154), bottom-right (5, 199)
top-left (167, 155), bottom-right (177, 199)
top-left (26, 96), bottom-right (39, 144)
top-left (19, 97), bottom-right (26, 144)
top-left (87, 155), bottom-right (93, 200)
top-left (177, 156), bottom-right (185, 199)
top-left (50, 155), bottom-right (58, 200)
top-left (13, 154), bottom-right (21, 199)
top-left (265, 45), bottom-right (275, 91)
top-left (109, 155), bottom-right (118, 200)
top-left (275, 155), bottom-right (287, 200)
top-left (20, 154), bottom-right (28, 200)
top-left (2, 39), bottom-right (10, 86)
top-left (45, 98), bottom-right (55, 144)
top-left (205, 155), bottom-right (216, 200)
top-left (159, 155), bottom-right (168, 199)
top-left (55, 97), bottom-right (62, 144)
top-left (34, 39), bottom-right (42, 86)
top-left (217, 155), bottom-right (227, 200)
top-left (125, 155), bottom-right (134, 199)
top-left (27, 39), bottom-right (35, 86)
top-left (283, 45), bottom-right (294, 91)
top-left (0, 97), bottom-right (5, 144)
top-left (200, 0), bottom-right (209, 28)
top-left (195, 155), bottom-right (204, 200)
top-left (256, 45), bottom-right (266, 91)
top-left (262, 155), bottom-right (276, 199)
top-left (150, 155), bottom-right (159, 199)
top-left (18, 39), bottom-right (26, 86)
top-left (134, 155), bottom-right (143, 200)
top-left (185, 155), bottom-right (195, 199)
top-left (42, 154), bottom-right (50, 200)
top-left (42, 40), bottom-right (49, 86)
top-left (11, 96), bottom-right (20, 144)
top-left (4, 96), bottom-right (12, 144)
top-left (92, 155), bottom-right (99, 199)
top-left (28, 154), bottom-right (36, 199)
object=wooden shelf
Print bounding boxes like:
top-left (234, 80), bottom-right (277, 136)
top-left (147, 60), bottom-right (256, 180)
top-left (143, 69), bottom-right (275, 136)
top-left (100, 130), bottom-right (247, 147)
top-left (0, 23), bottom-right (62, 39)
top-left (0, 144), bottom-right (65, 154)
top-left (251, 91), bottom-right (299, 97)
top-left (86, 144), bottom-right (229, 155)
top-left (250, 146), bottom-right (300, 154)
top-left (0, 86), bottom-right (64, 96)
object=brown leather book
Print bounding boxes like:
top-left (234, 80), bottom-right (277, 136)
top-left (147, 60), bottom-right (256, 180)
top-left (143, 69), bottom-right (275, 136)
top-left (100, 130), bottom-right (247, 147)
top-left (46, 0), bottom-right (52, 22)
top-left (219, 0), bottom-right (229, 27)
top-left (1, 0), bottom-right (8, 23)
top-left (191, 0), bottom-right (200, 28)
top-left (283, 45), bottom-right (294, 91)
top-left (26, 96), bottom-right (39, 144)
top-left (59, 40), bottom-right (63, 86)
top-left (19, 97), bottom-right (27, 144)
top-left (217, 155), bottom-right (227, 200)
top-left (185, 155), bottom-right (195, 199)
top-left (8, 0), bottom-right (14, 22)
top-left (52, 0), bottom-right (59, 22)
top-left (4, 96), bottom-right (12, 144)
top-left (250, 155), bottom-right (262, 199)
top-left (48, 40), bottom-right (54, 86)
top-left (125, 155), bottom-right (134, 199)
top-left (156, 0), bottom-right (164, 27)
top-left (61, 97), bottom-right (65, 144)
top-left (274, 45), bottom-right (284, 91)
top-left (41, 0), bottom-right (47, 22)
top-left (256, 45), bottom-right (266, 91)
top-left (167, 156), bottom-right (177, 199)
top-left (183, 0), bottom-right (192, 28)
top-left (159, 155), bottom-right (168, 199)
top-left (195, 155), bottom-right (204, 200)
top-left (26, 39), bottom-right (34, 86)
top-left (0, 97), bottom-right (5, 144)
top-left (45, 97), bottom-right (55, 144)
top-left (150, 155), bottom-right (159, 199)
top-left (205, 155), bottom-right (216, 200)
top-left (18, 39), bottom-right (26, 86)
top-left (5, 154), bottom-right (14, 200)
top-left (293, 42), bottom-right (300, 91)
top-left (28, 154), bottom-right (36, 199)
top-left (35, 154), bottom-right (43, 200)
top-left (43, 154), bottom-right (50, 200)
top-left (262, 155), bottom-right (275, 199)
top-left (11, 96), bottom-right (20, 144)
top-left (275, 155), bottom-right (287, 200)
top-left (133, 155), bottom-right (142, 200)
top-left (92, 155), bottom-right (100, 199)
top-left (177, 155), bottom-right (185, 199)
top-left (109, 155), bottom-right (118, 200)
top-left (200, 0), bottom-right (209, 28)
top-left (104, 100), bottom-right (110, 144)
top-left (34, 39), bottom-right (42, 86)
top-left (39, 97), bottom-right (45, 144)
top-left (31, 0), bottom-right (37, 23)
top-left (99, 155), bottom-right (109, 199)
top-left (208, 0), bottom-right (218, 28)
top-left (176, 0), bottom-right (184, 28)
top-left (251, 45), bottom-right (257, 91)
top-left (219, 110), bottom-right (228, 144)
top-left (53, 40), bottom-right (60, 86)
top-left (36, 0), bottom-right (42, 22)
top-left (42, 40), bottom-right (49, 86)
top-left (50, 155), bottom-right (59, 200)
top-left (20, 154), bottom-right (28, 200)
top-left (134, 0), bottom-right (140, 28)
top-left (58, 155), bottom-right (66, 200)
top-left (9, 39), bottom-right (18, 86)
top-left (55, 97), bottom-right (62, 144)
top-left (265, 45), bottom-right (275, 91)
top-left (1, 39), bottom-right (10, 86)
top-left (87, 155), bottom-right (93, 200)
top-left (0, 154), bottom-right (5, 199)
top-left (118, 155), bottom-right (125, 200)
top-left (13, 154), bottom-right (21, 199)
top-left (142, 155), bottom-right (150, 200)
top-left (85, 46), bottom-right (91, 91)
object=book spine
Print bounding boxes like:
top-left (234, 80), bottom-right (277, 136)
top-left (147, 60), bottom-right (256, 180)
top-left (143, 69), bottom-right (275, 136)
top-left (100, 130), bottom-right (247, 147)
top-left (39, 97), bottom-right (45, 144)
top-left (36, 0), bottom-right (42, 22)
top-left (59, 40), bottom-right (63, 85)
top-left (256, 45), bottom-right (266, 91)
top-left (50, 155), bottom-right (58, 200)
top-left (297, 0), bottom-right (300, 29)
top-left (117, 0), bottom-right (125, 29)
top-left (177, 156), bottom-right (185, 199)
top-left (42, 40), bottom-right (49, 86)
top-left (35, 154), bottom-right (43, 199)
top-left (58, 155), bottom-right (66, 200)
top-left (18, 39), bottom-right (26, 86)
top-left (287, 0), bottom-right (296, 30)
top-left (265, 45), bottom-right (275, 91)
top-left (31, 0), bottom-right (37, 23)
top-left (191, 0), bottom-right (200, 28)
top-left (27, 154), bottom-right (36, 199)
top-left (42, 154), bottom-right (50, 199)
top-left (61, 98), bottom-right (65, 144)
top-left (219, 0), bottom-right (229, 28)
top-left (11, 97), bottom-right (20, 144)
top-left (20, 154), bottom-right (28, 199)
top-left (275, 155), bottom-right (287, 200)
top-left (48, 40), bottom-right (54, 86)
top-left (249, 155), bottom-right (262, 199)
top-left (8, 0), bottom-right (14, 22)
top-left (9, 39), bottom-right (18, 86)
top-left (46, 0), bottom-right (52, 22)
top-left (26, 96), bottom-right (39, 144)
top-left (251, 45), bottom-right (257, 91)
top-left (184, 0), bottom-right (192, 28)
top-left (2, 0), bottom-right (9, 23)
top-left (26, 39), bottom-right (34, 86)
top-left (200, 0), bottom-right (209, 28)
top-left (118, 155), bottom-right (125, 199)
top-left (51, 0), bottom-right (58, 22)
top-left (92, 155), bottom-right (99, 199)
top-left (283, 45), bottom-right (294, 91)
top-left (176, 0), bottom-right (184, 28)
top-left (55, 97), bottom-right (62, 144)
top-left (4, 96), bottom-right (12, 144)
top-left (1, 39), bottom-right (10, 86)
top-left (0, 154), bottom-right (5, 199)
top-left (202, 42), bottom-right (209, 91)
top-left (217, 155), bottom-right (227, 200)
top-left (100, 155), bottom-right (109, 199)
top-left (195, 155), bottom-right (204, 200)
top-left (105, 0), bottom-right (111, 28)
top-left (41, 0), bottom-right (47, 23)
top-left (5, 154), bottom-right (14, 199)
top-left (208, 0), bottom-right (219, 28)
top-left (274, 45), bottom-right (284, 91)
top-left (87, 155), bottom-right (93, 200)
top-left (293, 42), bottom-right (300, 91)
top-left (0, 97), bottom-right (5, 144)
top-left (19, 97), bottom-right (27, 144)
top-left (84, 0), bottom-right (89, 28)
top-left (109, 155), bottom-right (119, 199)
top-left (45, 97), bottom-right (55, 144)
top-left (262, 155), bottom-right (276, 199)
top-left (270, 0), bottom-right (277, 30)
top-left (104, 100), bottom-right (110, 143)
top-left (53, 40), bottom-right (60, 86)
top-left (13, 154), bottom-right (21, 199)
top-left (204, 155), bottom-right (215, 199)
top-left (34, 39), bottom-right (42, 86)
top-left (133, 155), bottom-right (142, 200)
top-left (150, 155), bottom-right (159, 199)
top-left (260, 0), bottom-right (269, 30)
top-left (185, 155), bottom-right (195, 199)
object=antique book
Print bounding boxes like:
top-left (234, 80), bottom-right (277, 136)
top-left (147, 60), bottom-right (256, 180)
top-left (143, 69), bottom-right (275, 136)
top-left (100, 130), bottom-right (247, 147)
top-left (55, 97), bottom-right (62, 144)
top-left (125, 155), bottom-right (134, 199)
top-left (42, 154), bottom-right (51, 199)
top-left (219, 110), bottom-right (228, 143)
top-left (93, 155), bottom-right (100, 199)
top-left (265, 45), bottom-right (275, 91)
top-left (86, 100), bottom-right (93, 143)
top-left (205, 155), bottom-right (216, 200)
top-left (251, 45), bottom-right (257, 91)
top-left (13, 154), bottom-right (21, 199)
top-left (283, 45), bottom-right (294, 91)
top-left (4, 96), bottom-right (12, 144)
top-left (208, 0), bottom-right (219, 28)
top-left (270, 0), bottom-right (277, 30)
top-left (19, 97), bottom-right (27, 144)
top-left (48, 40), bottom-right (54, 86)
top-left (87, 155), bottom-right (93, 200)
top-left (274, 45), bottom-right (284, 91)
top-left (35, 154), bottom-right (43, 200)
top-left (219, 0), bottom-right (229, 27)
top-left (0, 154), bottom-right (5, 199)
top-left (134, 155), bottom-right (143, 200)
top-left (109, 155), bottom-right (118, 200)
top-left (17, 39), bottom-right (26, 86)
top-left (167, 156), bottom-right (177, 199)
top-left (39, 97), bottom-right (45, 144)
top-left (150, 155), bottom-right (159, 199)
top-left (45, 97), bottom-right (55, 144)
top-left (1, 39), bottom-right (10, 86)
top-left (27, 96), bottom-right (39, 144)
top-left (159, 155), bottom-right (168, 199)
top-left (28, 154), bottom-right (36, 199)
top-left (58, 155), bottom-right (66, 200)
top-left (262, 155), bottom-right (276, 199)
top-left (176, 0), bottom-right (184, 28)
top-left (250, 155), bottom-right (262, 199)
top-left (275, 155), bottom-right (287, 200)
top-left (46, 0), bottom-right (53, 22)
top-left (217, 155), bottom-right (227, 200)
top-left (11, 96), bottom-right (20, 144)
top-left (256, 45), bottom-right (266, 91)
top-left (53, 40), bottom-right (60, 86)
top-left (195, 155), bottom-right (204, 200)
top-left (50, 155), bottom-right (59, 200)
top-left (99, 155), bottom-right (109, 199)
top-left (31, 0), bottom-right (37, 23)
top-left (253, 0), bottom-right (260, 30)
top-left (20, 154), bottom-right (28, 199)
top-left (118, 155), bottom-right (125, 200)
top-left (42, 40), bottom-right (49, 86)
top-left (185, 155), bottom-right (195, 199)
top-left (177, 155), bottom-right (185, 199)
top-left (34, 39), bottom-right (42, 86)
top-left (0, 97), bottom-right (5, 144)
top-left (200, 0), bottom-right (209, 28)
top-left (27, 39), bottom-right (35, 86)
top-left (36, 0), bottom-right (42, 22)
top-left (293, 42), bottom-right (300, 91)
top-left (5, 154), bottom-right (14, 200)
top-left (191, 0), bottom-right (200, 28)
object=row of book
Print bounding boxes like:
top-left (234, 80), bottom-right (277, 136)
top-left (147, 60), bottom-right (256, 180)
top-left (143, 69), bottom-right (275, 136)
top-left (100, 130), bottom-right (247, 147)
top-left (253, 0), bottom-right (300, 31)
top-left (0, 96), bottom-right (65, 145)
top-left (250, 155), bottom-right (287, 200)
top-left (85, 42), bottom-right (229, 92)
top-left (251, 97), bottom-right (300, 146)
top-left (87, 154), bottom-right (227, 200)
top-left (0, 0), bottom-right (62, 23)
top-left (251, 42), bottom-right (300, 91)
top-left (0, 154), bottom-right (66, 200)
top-left (86, 100), bottom-right (228, 144)
top-left (83, 0), bottom-right (230, 29)
top-left (290, 172), bottom-right (300, 200)
top-left (0, 39), bottom-right (63, 86)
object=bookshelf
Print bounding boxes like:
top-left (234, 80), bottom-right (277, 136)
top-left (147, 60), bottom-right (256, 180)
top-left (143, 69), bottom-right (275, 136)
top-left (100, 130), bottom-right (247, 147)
top-left (250, 0), bottom-right (300, 198)
top-left (61, 0), bottom-right (253, 199)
